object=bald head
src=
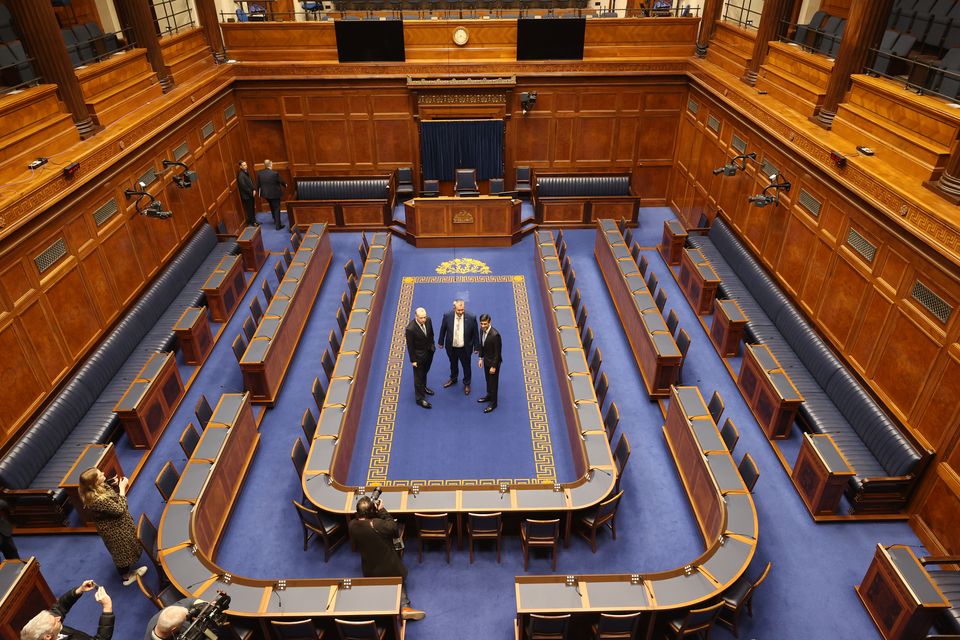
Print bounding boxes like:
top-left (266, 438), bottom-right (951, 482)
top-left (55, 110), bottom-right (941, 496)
top-left (155, 605), bottom-right (189, 637)
top-left (415, 307), bottom-right (427, 323)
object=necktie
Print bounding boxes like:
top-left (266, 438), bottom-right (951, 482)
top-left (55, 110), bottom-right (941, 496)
top-left (482, 330), bottom-right (488, 345)
top-left (420, 322), bottom-right (427, 336)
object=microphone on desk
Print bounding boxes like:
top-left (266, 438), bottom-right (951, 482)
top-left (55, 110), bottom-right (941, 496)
top-left (565, 575), bottom-right (582, 598)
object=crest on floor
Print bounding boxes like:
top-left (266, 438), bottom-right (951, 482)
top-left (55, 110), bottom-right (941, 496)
top-left (435, 257), bottom-right (491, 275)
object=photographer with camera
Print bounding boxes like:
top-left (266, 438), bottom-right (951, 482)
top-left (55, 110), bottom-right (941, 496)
top-left (20, 579), bottom-right (113, 640)
top-left (143, 598), bottom-right (204, 640)
top-left (349, 491), bottom-right (425, 622)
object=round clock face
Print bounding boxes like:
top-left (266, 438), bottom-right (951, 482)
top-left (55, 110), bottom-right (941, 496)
top-left (453, 27), bottom-right (469, 46)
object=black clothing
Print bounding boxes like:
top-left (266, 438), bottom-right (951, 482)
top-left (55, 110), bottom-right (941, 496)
top-left (478, 326), bottom-right (503, 406)
top-left (50, 586), bottom-right (115, 640)
top-left (348, 509), bottom-right (407, 579)
top-left (256, 168), bottom-right (285, 228)
top-left (437, 310), bottom-right (478, 385)
top-left (405, 318), bottom-right (435, 403)
top-left (237, 169), bottom-right (256, 226)
top-left (0, 500), bottom-right (16, 560)
top-left (143, 597), bottom-right (196, 640)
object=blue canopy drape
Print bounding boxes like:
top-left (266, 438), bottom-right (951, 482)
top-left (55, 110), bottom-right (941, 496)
top-left (419, 119), bottom-right (505, 181)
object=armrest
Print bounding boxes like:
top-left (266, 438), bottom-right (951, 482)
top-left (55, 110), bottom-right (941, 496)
top-left (1, 488), bottom-right (57, 501)
top-left (920, 555), bottom-right (960, 565)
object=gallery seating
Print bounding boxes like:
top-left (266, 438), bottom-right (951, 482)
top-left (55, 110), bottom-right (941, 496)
top-left (689, 217), bottom-right (928, 512)
top-left (0, 224), bottom-right (238, 526)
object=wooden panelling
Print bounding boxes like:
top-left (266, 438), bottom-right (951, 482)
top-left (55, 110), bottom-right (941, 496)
top-left (0, 86), bottom-right (80, 186)
top-left (0, 323), bottom-right (45, 439)
top-left (19, 299), bottom-right (69, 386)
top-left (46, 263), bottom-right (101, 358)
top-left (755, 42), bottom-right (832, 116)
top-left (76, 49), bottom-right (163, 128)
top-left (158, 27), bottom-right (215, 86)
top-left (914, 466), bottom-right (960, 554)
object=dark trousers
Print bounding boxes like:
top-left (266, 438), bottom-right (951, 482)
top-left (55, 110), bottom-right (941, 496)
top-left (446, 346), bottom-right (472, 384)
top-left (241, 197), bottom-right (256, 226)
top-left (412, 353), bottom-right (433, 402)
top-left (483, 367), bottom-right (499, 406)
top-left (0, 535), bottom-right (19, 560)
top-left (401, 582), bottom-right (411, 609)
top-left (266, 198), bottom-right (282, 228)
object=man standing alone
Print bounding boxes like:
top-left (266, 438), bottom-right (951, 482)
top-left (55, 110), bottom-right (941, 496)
top-left (236, 161), bottom-right (257, 227)
top-left (256, 159), bottom-right (286, 230)
top-left (405, 307), bottom-right (435, 409)
top-left (476, 313), bottom-right (502, 413)
top-left (438, 299), bottom-right (478, 395)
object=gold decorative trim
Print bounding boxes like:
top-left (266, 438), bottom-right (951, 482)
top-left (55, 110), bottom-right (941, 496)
top-left (418, 93), bottom-right (507, 105)
top-left (407, 75), bottom-right (516, 87)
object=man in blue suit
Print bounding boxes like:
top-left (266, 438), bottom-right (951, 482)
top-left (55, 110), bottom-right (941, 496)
top-left (437, 299), bottom-right (479, 395)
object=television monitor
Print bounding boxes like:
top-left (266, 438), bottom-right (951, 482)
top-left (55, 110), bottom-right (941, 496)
top-left (334, 20), bottom-right (405, 62)
top-left (516, 17), bottom-right (586, 61)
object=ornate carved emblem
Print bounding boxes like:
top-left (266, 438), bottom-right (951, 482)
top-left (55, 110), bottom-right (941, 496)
top-left (435, 258), bottom-right (491, 274)
top-left (452, 209), bottom-right (474, 224)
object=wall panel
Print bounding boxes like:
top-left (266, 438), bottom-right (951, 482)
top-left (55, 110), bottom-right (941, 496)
top-left (46, 265), bottom-right (101, 359)
top-left (0, 323), bottom-right (44, 438)
top-left (19, 299), bottom-right (69, 386)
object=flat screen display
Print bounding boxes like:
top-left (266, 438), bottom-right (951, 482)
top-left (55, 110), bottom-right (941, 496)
top-left (516, 18), bottom-right (586, 61)
top-left (335, 20), bottom-right (405, 62)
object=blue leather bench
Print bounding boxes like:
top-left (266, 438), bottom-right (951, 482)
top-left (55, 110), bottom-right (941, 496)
top-left (689, 217), bottom-right (928, 513)
top-left (296, 178), bottom-right (390, 201)
top-left (925, 559), bottom-right (960, 636)
top-left (535, 175), bottom-right (631, 197)
top-left (0, 224), bottom-right (238, 526)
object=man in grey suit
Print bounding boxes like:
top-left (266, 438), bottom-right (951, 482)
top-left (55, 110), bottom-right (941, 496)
top-left (256, 159), bottom-right (286, 230)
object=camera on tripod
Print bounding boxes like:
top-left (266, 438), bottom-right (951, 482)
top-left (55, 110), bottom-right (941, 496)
top-left (175, 591), bottom-right (231, 640)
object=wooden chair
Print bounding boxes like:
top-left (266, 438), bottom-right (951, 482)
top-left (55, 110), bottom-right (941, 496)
top-left (526, 613), bottom-right (570, 640)
top-left (341, 290), bottom-right (352, 317)
top-left (290, 231), bottom-right (302, 250)
top-left (592, 611), bottom-right (642, 639)
top-left (739, 453), bottom-right (759, 493)
top-left (613, 433), bottom-right (631, 494)
top-left (134, 571), bottom-right (182, 610)
top-left (708, 390), bottom-right (725, 424)
top-left (582, 327), bottom-right (594, 359)
top-left (283, 247), bottom-right (294, 267)
top-left (646, 271), bottom-right (658, 295)
top-left (603, 402), bottom-right (619, 442)
top-left (301, 408), bottom-right (317, 442)
top-left (312, 376), bottom-right (326, 410)
top-left (630, 242), bottom-right (641, 263)
top-left (321, 349), bottom-right (335, 381)
top-left (655, 289), bottom-right (668, 313)
top-left (136, 513), bottom-right (164, 580)
top-left (623, 226), bottom-right (634, 247)
top-left (561, 254), bottom-right (572, 280)
top-left (577, 489), bottom-right (623, 552)
top-left (291, 437), bottom-right (308, 478)
top-left (637, 253), bottom-right (649, 277)
top-left (571, 288), bottom-right (582, 319)
top-left (515, 165), bottom-right (532, 198)
top-left (617, 217), bottom-right (627, 234)
top-left (557, 238), bottom-right (567, 264)
top-left (270, 618), bottom-right (325, 639)
top-left (358, 239), bottom-right (368, 264)
top-left (594, 371), bottom-right (610, 407)
top-left (336, 306), bottom-right (348, 334)
top-left (664, 601), bottom-right (724, 639)
top-left (467, 512), bottom-right (502, 563)
top-left (721, 418), bottom-right (739, 453)
top-left (360, 230), bottom-right (370, 256)
top-left (334, 618), bottom-right (386, 640)
top-left (274, 259), bottom-right (287, 283)
top-left (293, 500), bottom-right (347, 561)
top-left (242, 315), bottom-right (256, 342)
top-left (231, 334), bottom-right (246, 363)
top-left (589, 347), bottom-right (603, 380)
top-left (347, 274), bottom-right (358, 302)
top-left (248, 296), bottom-right (264, 325)
top-left (261, 278), bottom-right (274, 303)
top-left (520, 518), bottom-right (560, 571)
top-left (329, 328), bottom-right (341, 359)
top-left (344, 258), bottom-right (358, 281)
top-left (577, 304), bottom-right (588, 332)
top-left (565, 266), bottom-right (576, 293)
top-left (155, 461), bottom-right (179, 502)
top-left (415, 512), bottom-right (453, 563)
top-left (666, 308), bottom-right (679, 337)
top-left (179, 422), bottom-right (200, 458)
top-left (676, 329), bottom-right (691, 383)
top-left (454, 167), bottom-right (480, 196)
top-left (195, 394), bottom-right (213, 429)
top-left (421, 179), bottom-right (440, 197)
top-left (717, 561), bottom-right (771, 638)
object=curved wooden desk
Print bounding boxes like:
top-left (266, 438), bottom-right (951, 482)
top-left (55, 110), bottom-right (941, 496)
top-left (302, 230), bottom-right (616, 538)
top-left (402, 196), bottom-right (523, 247)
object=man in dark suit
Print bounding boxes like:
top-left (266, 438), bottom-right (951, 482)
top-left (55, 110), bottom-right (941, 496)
top-left (437, 299), bottom-right (479, 395)
top-left (256, 159), bottom-right (286, 230)
top-left (476, 313), bottom-right (502, 413)
top-left (405, 307), bottom-right (435, 408)
top-left (20, 580), bottom-right (114, 640)
top-left (349, 496), bottom-right (425, 621)
top-left (236, 160), bottom-right (257, 227)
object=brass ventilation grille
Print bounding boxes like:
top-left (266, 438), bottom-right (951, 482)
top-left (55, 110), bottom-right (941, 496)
top-left (173, 142), bottom-right (190, 162)
top-left (201, 121), bottom-right (215, 139)
top-left (224, 104), bottom-right (237, 120)
top-left (138, 166), bottom-right (158, 187)
top-left (687, 98), bottom-right (699, 114)
top-left (797, 188), bottom-right (822, 218)
top-left (731, 134), bottom-right (747, 154)
top-left (92, 198), bottom-right (118, 227)
top-left (35, 238), bottom-right (66, 274)
top-left (912, 281), bottom-right (953, 324)
top-left (846, 228), bottom-right (876, 263)
top-left (707, 115), bottom-right (720, 133)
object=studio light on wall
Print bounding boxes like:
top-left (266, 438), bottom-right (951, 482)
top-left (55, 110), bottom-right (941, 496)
top-left (162, 159), bottom-right (198, 189)
top-left (747, 173), bottom-right (791, 208)
top-left (712, 152), bottom-right (756, 176)
top-left (125, 187), bottom-right (172, 219)
top-left (520, 91), bottom-right (537, 115)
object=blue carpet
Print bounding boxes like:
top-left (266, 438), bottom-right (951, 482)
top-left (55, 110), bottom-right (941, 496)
top-left (15, 210), bottom-right (927, 640)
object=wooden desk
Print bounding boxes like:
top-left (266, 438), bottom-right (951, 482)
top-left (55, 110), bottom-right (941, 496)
top-left (174, 306), bottom-right (212, 365)
top-left (658, 218), bottom-right (688, 265)
top-left (857, 544), bottom-right (950, 640)
top-left (402, 196), bottom-right (522, 247)
top-left (59, 444), bottom-right (124, 525)
top-left (237, 224), bottom-right (267, 272)
top-left (595, 221), bottom-right (681, 398)
top-left (0, 558), bottom-right (55, 640)
top-left (240, 224), bottom-right (332, 405)
top-left (738, 343), bottom-right (803, 440)
top-left (202, 254), bottom-right (245, 322)
top-left (114, 351), bottom-right (184, 448)
top-left (710, 298), bottom-right (748, 357)
top-left (678, 247), bottom-right (720, 315)
top-left (793, 433), bottom-right (854, 516)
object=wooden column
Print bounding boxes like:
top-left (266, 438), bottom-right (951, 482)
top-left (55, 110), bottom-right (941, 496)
top-left (195, 0), bottom-right (226, 63)
top-left (815, 0), bottom-right (894, 128)
top-left (114, 0), bottom-right (173, 91)
top-left (742, 0), bottom-right (792, 85)
top-left (5, 0), bottom-right (95, 137)
top-left (929, 144), bottom-right (960, 203)
top-left (696, 0), bottom-right (724, 57)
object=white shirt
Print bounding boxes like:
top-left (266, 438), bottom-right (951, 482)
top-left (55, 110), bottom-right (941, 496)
top-left (419, 321), bottom-right (427, 335)
top-left (452, 314), bottom-right (464, 348)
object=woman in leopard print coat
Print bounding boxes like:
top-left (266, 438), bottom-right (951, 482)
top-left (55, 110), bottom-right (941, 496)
top-left (79, 468), bottom-right (146, 585)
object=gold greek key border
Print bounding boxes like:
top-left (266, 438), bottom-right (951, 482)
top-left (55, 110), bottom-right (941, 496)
top-left (366, 275), bottom-right (556, 487)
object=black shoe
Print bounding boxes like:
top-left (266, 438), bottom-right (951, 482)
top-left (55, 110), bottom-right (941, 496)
top-left (424, 387), bottom-right (435, 396)
top-left (477, 396), bottom-right (490, 403)
top-left (275, 225), bottom-right (283, 230)
top-left (483, 405), bottom-right (496, 413)
top-left (443, 379), bottom-right (456, 388)
top-left (418, 400), bottom-right (432, 409)
top-left (464, 384), bottom-right (471, 395)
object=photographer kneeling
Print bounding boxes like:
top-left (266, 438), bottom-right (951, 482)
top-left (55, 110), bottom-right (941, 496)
top-left (349, 495), bottom-right (425, 621)
top-left (144, 597), bottom-right (203, 640)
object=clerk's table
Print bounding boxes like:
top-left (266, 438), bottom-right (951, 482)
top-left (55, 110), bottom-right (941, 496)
top-left (403, 196), bottom-right (522, 247)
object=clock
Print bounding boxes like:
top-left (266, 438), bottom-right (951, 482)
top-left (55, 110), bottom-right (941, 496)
top-left (453, 27), bottom-right (469, 46)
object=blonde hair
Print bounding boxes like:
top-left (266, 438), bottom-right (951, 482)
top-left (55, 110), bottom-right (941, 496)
top-left (78, 467), bottom-right (108, 508)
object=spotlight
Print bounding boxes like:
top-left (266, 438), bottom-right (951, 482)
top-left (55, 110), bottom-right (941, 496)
top-left (712, 152), bottom-right (756, 177)
top-left (747, 173), bottom-right (791, 208)
top-left (162, 159), bottom-right (197, 189)
top-left (124, 188), bottom-right (173, 219)
top-left (520, 91), bottom-right (537, 115)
